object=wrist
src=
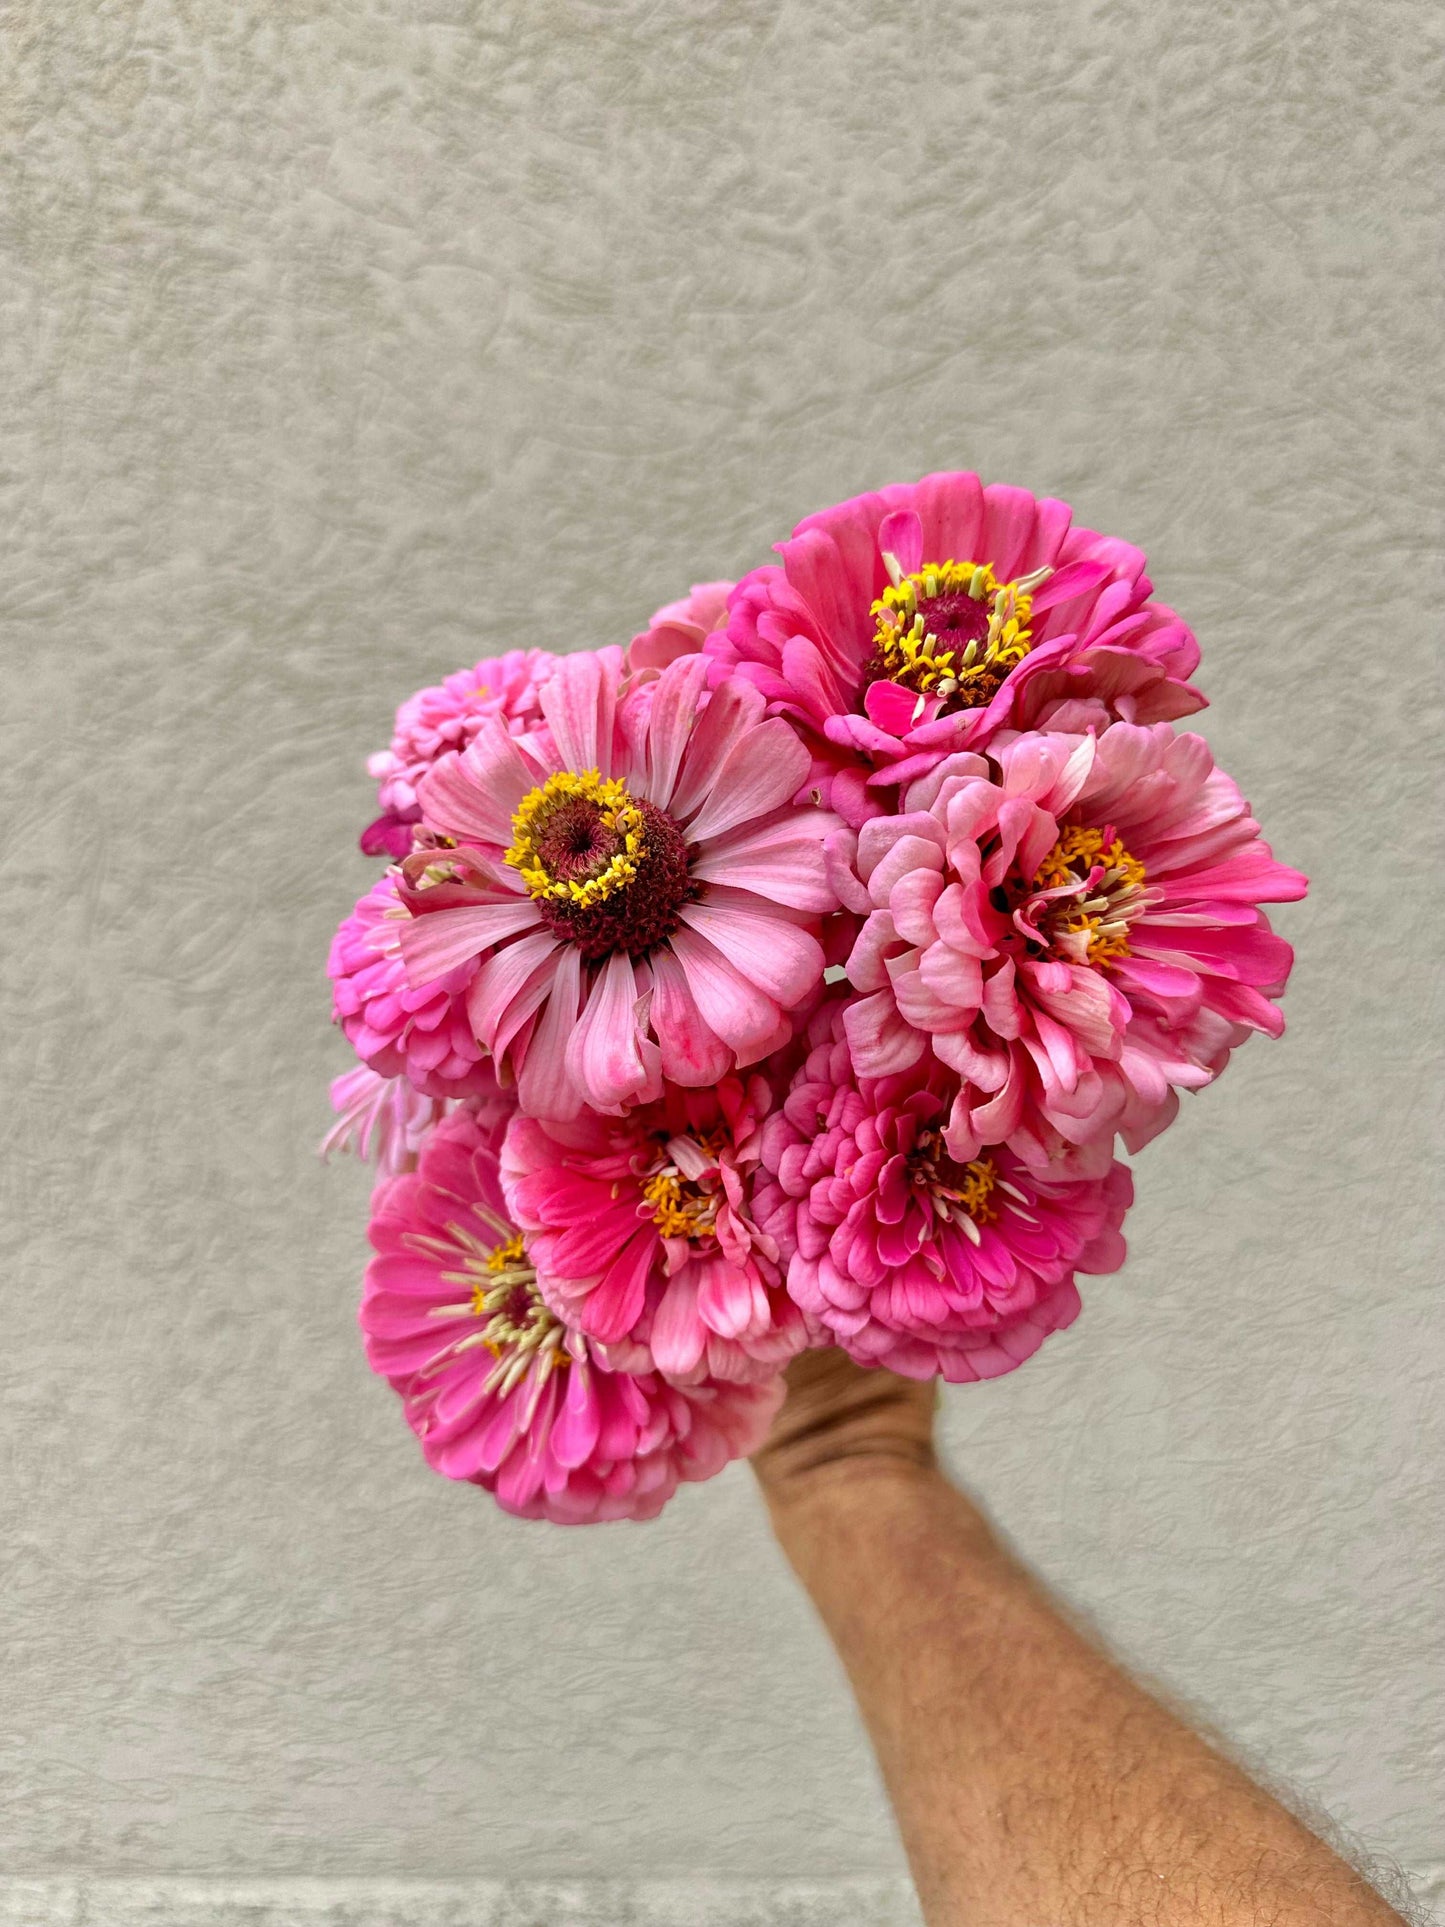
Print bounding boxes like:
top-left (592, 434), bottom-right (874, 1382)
top-left (757, 1454), bottom-right (1003, 1637)
top-left (753, 1437), bottom-right (939, 1511)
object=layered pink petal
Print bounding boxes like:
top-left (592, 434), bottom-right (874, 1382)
top-left (755, 1000), bottom-right (1132, 1383)
top-left (830, 724), bottom-right (1304, 1161)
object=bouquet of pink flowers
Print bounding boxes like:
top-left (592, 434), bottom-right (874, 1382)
top-left (327, 472), bottom-right (1307, 1524)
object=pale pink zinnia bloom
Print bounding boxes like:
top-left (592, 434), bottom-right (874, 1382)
top-left (754, 999), bottom-right (1133, 1382)
top-left (830, 724), bottom-right (1307, 1166)
top-left (321, 1062), bottom-right (516, 1174)
top-left (328, 872), bottom-right (497, 1100)
top-left (627, 580), bottom-right (734, 672)
top-left (321, 1064), bottom-right (448, 1175)
top-left (706, 472), bottom-right (1205, 823)
top-left (502, 1076), bottom-right (810, 1384)
top-left (396, 647), bottom-right (838, 1118)
top-left (361, 1110), bottom-right (783, 1523)
top-left (361, 648), bottom-right (556, 858)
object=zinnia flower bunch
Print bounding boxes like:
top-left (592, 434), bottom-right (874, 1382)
top-left (327, 473), bottom-right (1306, 1524)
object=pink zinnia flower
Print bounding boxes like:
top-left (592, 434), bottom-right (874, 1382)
top-left (830, 724), bottom-right (1307, 1165)
top-left (502, 1076), bottom-right (810, 1384)
top-left (754, 1001), bottom-right (1133, 1382)
top-left (627, 580), bottom-right (733, 672)
top-left (328, 872), bottom-right (497, 1100)
top-left (360, 1110), bottom-right (783, 1523)
top-left (396, 647), bottom-right (838, 1118)
top-left (361, 648), bottom-right (556, 858)
top-left (707, 473), bottom-right (1205, 822)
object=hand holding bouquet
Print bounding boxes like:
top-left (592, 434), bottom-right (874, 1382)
top-left (327, 473), bottom-right (1306, 1523)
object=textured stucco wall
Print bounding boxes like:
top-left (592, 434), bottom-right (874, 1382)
top-left (2, 0), bottom-right (1440, 1915)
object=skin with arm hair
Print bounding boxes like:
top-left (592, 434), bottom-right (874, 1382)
top-left (751, 1349), bottom-right (1407, 1927)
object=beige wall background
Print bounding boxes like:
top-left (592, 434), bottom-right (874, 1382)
top-left (2, 1), bottom-right (1440, 1920)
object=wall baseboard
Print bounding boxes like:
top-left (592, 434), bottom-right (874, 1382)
top-left (3, 1869), bottom-right (1438, 1925)
top-left (0, 1878), bottom-right (927, 1926)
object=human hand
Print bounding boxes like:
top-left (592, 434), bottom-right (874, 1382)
top-left (750, 1344), bottom-right (939, 1507)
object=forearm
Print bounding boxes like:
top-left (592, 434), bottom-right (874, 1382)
top-left (761, 1460), bottom-right (1399, 1927)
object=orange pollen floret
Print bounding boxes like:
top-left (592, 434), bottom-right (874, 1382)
top-left (910, 1135), bottom-right (999, 1236)
top-left (1032, 826), bottom-right (1149, 966)
top-left (641, 1131), bottom-right (729, 1242)
top-left (867, 557), bottom-right (1053, 713)
top-left (458, 1233), bottom-right (569, 1383)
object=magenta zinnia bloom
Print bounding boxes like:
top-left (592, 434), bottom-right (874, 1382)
top-left (396, 647), bottom-right (838, 1118)
top-left (831, 724), bottom-right (1307, 1165)
top-left (361, 648), bottom-right (556, 858)
top-left (754, 1001), bottom-right (1132, 1382)
top-left (361, 1110), bottom-right (783, 1523)
top-left (328, 872), bottom-right (497, 1100)
top-left (707, 473), bottom-right (1205, 821)
top-left (502, 1076), bottom-right (810, 1384)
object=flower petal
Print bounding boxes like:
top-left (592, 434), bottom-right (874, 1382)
top-left (679, 901), bottom-right (823, 1008)
top-left (518, 944), bottom-right (583, 1118)
top-left (691, 809), bottom-right (838, 911)
top-left (667, 924), bottom-right (782, 1060)
top-left (646, 948), bottom-right (734, 1086)
top-left (540, 649), bottom-right (617, 779)
top-left (684, 719), bottom-right (812, 843)
top-left (570, 951), bottom-right (651, 1112)
top-left (399, 899), bottom-right (540, 987)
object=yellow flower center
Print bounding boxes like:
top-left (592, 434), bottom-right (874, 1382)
top-left (505, 769), bottom-right (646, 908)
top-left (946, 1155), bottom-right (998, 1222)
top-left (640, 1130), bottom-right (729, 1242)
top-left (1031, 826), bottom-right (1149, 965)
top-left (869, 558), bottom-right (1052, 711)
top-left (453, 1231), bottom-right (569, 1382)
top-left (909, 1133), bottom-right (999, 1242)
top-left (479, 1231), bottom-right (529, 1281)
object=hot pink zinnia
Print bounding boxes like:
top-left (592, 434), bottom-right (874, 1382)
top-left (328, 872), bottom-right (497, 1100)
top-left (361, 648), bottom-right (556, 858)
top-left (706, 473), bottom-right (1205, 824)
top-left (361, 1110), bottom-right (783, 1523)
top-left (501, 1076), bottom-right (810, 1384)
top-left (395, 647), bottom-right (838, 1118)
top-left (830, 724), bottom-right (1307, 1166)
top-left (754, 1000), bottom-right (1132, 1382)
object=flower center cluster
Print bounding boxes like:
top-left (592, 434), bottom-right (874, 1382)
top-left (639, 1131), bottom-right (729, 1243)
top-left (908, 1131), bottom-right (998, 1244)
top-left (1024, 825), bottom-right (1150, 965)
top-left (506, 770), bottom-right (694, 961)
top-left (867, 558), bottom-right (1052, 713)
top-left (460, 1231), bottom-right (569, 1392)
top-left (508, 771), bottom-right (645, 906)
